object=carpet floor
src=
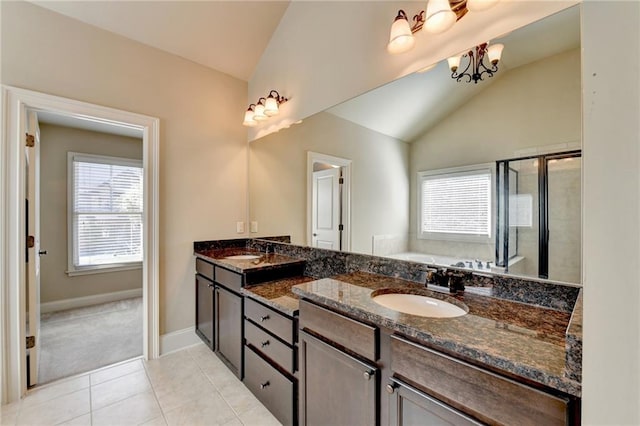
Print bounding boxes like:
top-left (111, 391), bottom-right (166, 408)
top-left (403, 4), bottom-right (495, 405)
top-left (37, 297), bottom-right (143, 384)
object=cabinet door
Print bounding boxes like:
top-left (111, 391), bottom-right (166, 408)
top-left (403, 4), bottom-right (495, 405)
top-left (300, 330), bottom-right (377, 426)
top-left (216, 285), bottom-right (243, 377)
top-left (387, 378), bottom-right (482, 426)
top-left (195, 275), bottom-right (214, 349)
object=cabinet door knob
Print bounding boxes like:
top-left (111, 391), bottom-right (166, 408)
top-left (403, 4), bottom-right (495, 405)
top-left (260, 315), bottom-right (270, 322)
top-left (260, 381), bottom-right (270, 390)
top-left (261, 340), bottom-right (270, 348)
top-left (385, 383), bottom-right (397, 394)
top-left (363, 370), bottom-right (374, 380)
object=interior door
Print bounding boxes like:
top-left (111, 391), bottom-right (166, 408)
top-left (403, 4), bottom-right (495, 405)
top-left (311, 168), bottom-right (341, 250)
top-left (25, 110), bottom-right (41, 387)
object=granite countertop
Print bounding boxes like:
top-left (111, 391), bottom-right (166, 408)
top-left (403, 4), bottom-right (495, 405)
top-left (242, 276), bottom-right (317, 317)
top-left (291, 271), bottom-right (581, 397)
top-left (194, 247), bottom-right (305, 274)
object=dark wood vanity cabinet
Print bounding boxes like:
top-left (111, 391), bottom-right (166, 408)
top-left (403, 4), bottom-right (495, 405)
top-left (298, 299), bottom-right (380, 426)
top-left (194, 258), bottom-right (244, 378)
top-left (243, 297), bottom-right (297, 426)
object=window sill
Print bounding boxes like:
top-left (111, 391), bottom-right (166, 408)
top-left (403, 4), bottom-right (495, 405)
top-left (66, 263), bottom-right (142, 277)
top-left (418, 233), bottom-right (493, 244)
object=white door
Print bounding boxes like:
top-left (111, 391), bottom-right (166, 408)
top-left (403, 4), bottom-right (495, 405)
top-left (312, 168), bottom-right (341, 250)
top-left (25, 110), bottom-right (41, 387)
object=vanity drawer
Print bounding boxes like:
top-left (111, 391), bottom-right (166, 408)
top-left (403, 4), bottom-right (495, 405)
top-left (245, 298), bottom-right (294, 344)
top-left (195, 258), bottom-right (214, 281)
top-left (390, 335), bottom-right (570, 426)
top-left (299, 299), bottom-right (378, 361)
top-left (245, 319), bottom-right (294, 374)
top-left (244, 346), bottom-right (295, 426)
top-left (214, 266), bottom-right (242, 292)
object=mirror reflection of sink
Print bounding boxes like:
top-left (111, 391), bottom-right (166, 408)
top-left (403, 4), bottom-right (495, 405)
top-left (225, 254), bottom-right (262, 260)
top-left (372, 293), bottom-right (467, 318)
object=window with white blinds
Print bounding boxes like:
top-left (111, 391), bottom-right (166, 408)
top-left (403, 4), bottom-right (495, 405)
top-left (418, 166), bottom-right (492, 241)
top-left (68, 153), bottom-right (143, 273)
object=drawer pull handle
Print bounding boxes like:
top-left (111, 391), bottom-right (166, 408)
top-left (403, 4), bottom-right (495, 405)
top-left (261, 340), bottom-right (270, 348)
top-left (386, 383), bottom-right (397, 394)
top-left (363, 371), bottom-right (374, 381)
top-left (260, 315), bottom-right (270, 322)
top-left (260, 381), bottom-right (270, 390)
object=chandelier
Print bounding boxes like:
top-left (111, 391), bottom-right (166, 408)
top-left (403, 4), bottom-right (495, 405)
top-left (447, 42), bottom-right (504, 84)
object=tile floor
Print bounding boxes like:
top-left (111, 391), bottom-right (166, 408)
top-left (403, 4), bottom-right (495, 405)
top-left (0, 343), bottom-right (281, 426)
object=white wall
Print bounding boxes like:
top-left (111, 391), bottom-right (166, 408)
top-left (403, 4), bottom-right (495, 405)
top-left (39, 123), bottom-right (143, 304)
top-left (248, 0), bottom-right (577, 141)
top-left (249, 112), bottom-right (409, 254)
top-left (581, 1), bottom-right (640, 424)
top-left (0, 1), bottom-right (248, 336)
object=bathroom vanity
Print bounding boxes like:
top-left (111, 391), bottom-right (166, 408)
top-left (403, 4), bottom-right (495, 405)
top-left (194, 238), bottom-right (582, 426)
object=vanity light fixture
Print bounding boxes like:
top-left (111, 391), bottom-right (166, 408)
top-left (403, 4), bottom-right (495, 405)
top-left (242, 90), bottom-right (288, 127)
top-left (448, 42), bottom-right (504, 84)
top-left (386, 0), bottom-right (499, 55)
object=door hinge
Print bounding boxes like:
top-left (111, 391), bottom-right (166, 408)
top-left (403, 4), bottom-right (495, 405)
top-left (338, 224), bottom-right (344, 231)
top-left (25, 133), bottom-right (35, 148)
top-left (339, 177), bottom-right (344, 185)
top-left (26, 336), bottom-right (35, 349)
top-left (27, 235), bottom-right (35, 249)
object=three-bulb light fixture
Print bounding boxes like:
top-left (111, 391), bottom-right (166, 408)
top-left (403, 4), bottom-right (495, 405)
top-left (387, 0), bottom-right (504, 84)
top-left (243, 90), bottom-right (288, 127)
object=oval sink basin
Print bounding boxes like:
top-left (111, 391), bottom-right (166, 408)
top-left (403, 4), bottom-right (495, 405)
top-left (372, 293), bottom-right (467, 318)
top-left (225, 254), bottom-right (261, 260)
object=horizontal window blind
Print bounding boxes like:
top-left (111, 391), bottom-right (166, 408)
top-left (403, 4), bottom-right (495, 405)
top-left (421, 170), bottom-right (491, 236)
top-left (71, 154), bottom-right (143, 269)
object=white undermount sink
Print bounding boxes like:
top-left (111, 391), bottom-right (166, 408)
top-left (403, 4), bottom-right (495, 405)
top-left (224, 254), bottom-right (261, 260)
top-left (372, 293), bottom-right (467, 318)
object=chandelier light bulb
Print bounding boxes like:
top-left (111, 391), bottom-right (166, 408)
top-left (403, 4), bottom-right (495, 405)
top-left (253, 101), bottom-right (267, 121)
top-left (264, 96), bottom-right (279, 116)
top-left (424, 0), bottom-right (456, 34)
top-left (387, 10), bottom-right (415, 54)
top-left (487, 43), bottom-right (504, 64)
top-left (447, 55), bottom-right (462, 72)
top-left (242, 106), bottom-right (257, 127)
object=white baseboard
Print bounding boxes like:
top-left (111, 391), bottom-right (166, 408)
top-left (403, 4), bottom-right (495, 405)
top-left (160, 327), bottom-right (202, 356)
top-left (40, 288), bottom-right (143, 314)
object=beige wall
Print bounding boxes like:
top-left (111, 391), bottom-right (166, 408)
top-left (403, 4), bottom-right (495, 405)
top-left (1, 1), bottom-right (248, 335)
top-left (249, 112), bottom-right (409, 254)
top-left (38, 123), bottom-right (143, 304)
top-left (409, 49), bottom-right (581, 264)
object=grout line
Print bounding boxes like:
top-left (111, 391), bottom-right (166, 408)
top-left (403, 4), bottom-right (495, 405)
top-left (141, 354), bottom-right (169, 425)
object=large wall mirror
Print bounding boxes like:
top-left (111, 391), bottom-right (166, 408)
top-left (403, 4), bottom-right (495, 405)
top-left (249, 5), bottom-right (581, 284)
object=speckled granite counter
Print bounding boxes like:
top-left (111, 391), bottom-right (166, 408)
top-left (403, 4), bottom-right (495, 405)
top-left (292, 271), bottom-right (581, 397)
top-left (242, 276), bottom-right (317, 316)
top-left (195, 247), bottom-right (305, 274)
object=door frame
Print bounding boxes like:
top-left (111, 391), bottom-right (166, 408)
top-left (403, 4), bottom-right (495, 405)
top-left (0, 86), bottom-right (160, 403)
top-left (306, 151), bottom-right (351, 251)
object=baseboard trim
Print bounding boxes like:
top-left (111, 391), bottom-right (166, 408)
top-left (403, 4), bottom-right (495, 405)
top-left (160, 327), bottom-right (202, 355)
top-left (40, 288), bottom-right (143, 314)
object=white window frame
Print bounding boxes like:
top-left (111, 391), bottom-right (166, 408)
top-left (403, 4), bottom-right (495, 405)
top-left (67, 152), bottom-right (143, 276)
top-left (417, 163), bottom-right (495, 243)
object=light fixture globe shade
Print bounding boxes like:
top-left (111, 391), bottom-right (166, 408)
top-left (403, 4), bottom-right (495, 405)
top-left (447, 55), bottom-right (462, 72)
top-left (487, 43), bottom-right (504, 64)
top-left (387, 17), bottom-right (415, 54)
top-left (264, 96), bottom-right (279, 116)
top-left (253, 103), bottom-right (267, 121)
top-left (466, 0), bottom-right (499, 12)
top-left (243, 109), bottom-right (257, 127)
top-left (424, 0), bottom-right (456, 34)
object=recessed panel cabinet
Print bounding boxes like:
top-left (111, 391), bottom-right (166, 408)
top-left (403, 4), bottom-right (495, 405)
top-left (299, 330), bottom-right (378, 426)
top-left (195, 274), bottom-right (214, 349)
top-left (216, 284), bottom-right (243, 377)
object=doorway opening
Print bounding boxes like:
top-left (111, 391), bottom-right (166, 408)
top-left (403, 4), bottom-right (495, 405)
top-left (1, 86), bottom-right (159, 404)
top-left (307, 152), bottom-right (351, 251)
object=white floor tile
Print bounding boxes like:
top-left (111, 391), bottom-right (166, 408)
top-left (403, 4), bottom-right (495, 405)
top-left (152, 370), bottom-right (218, 413)
top-left (90, 358), bottom-right (143, 386)
top-left (22, 376), bottom-right (90, 408)
top-left (237, 404), bottom-right (282, 426)
top-left (91, 369), bottom-right (151, 410)
top-left (56, 413), bottom-right (91, 426)
top-left (163, 392), bottom-right (236, 426)
top-left (218, 381), bottom-right (261, 416)
top-left (15, 389), bottom-right (90, 426)
top-left (91, 391), bottom-right (161, 426)
top-left (139, 415), bottom-right (168, 426)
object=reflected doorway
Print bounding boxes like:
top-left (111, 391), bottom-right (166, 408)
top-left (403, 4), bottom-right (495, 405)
top-left (307, 152), bottom-right (351, 251)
